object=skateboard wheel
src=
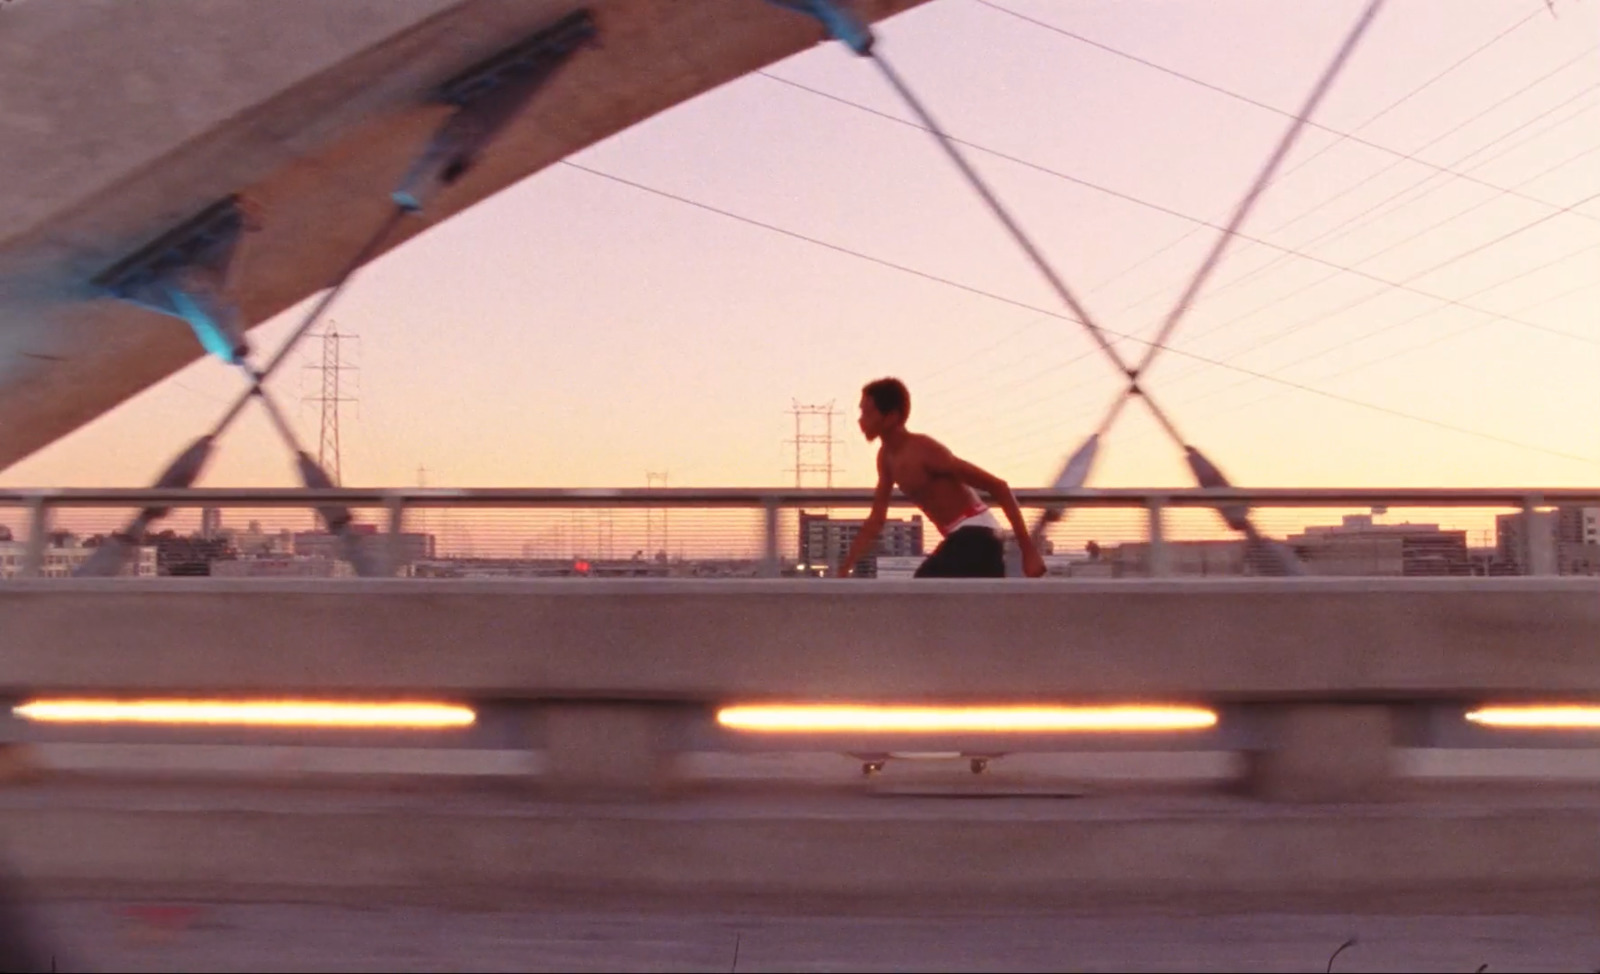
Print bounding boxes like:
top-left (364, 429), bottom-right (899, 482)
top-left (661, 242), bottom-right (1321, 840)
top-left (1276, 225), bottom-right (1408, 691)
top-left (970, 758), bottom-right (988, 774)
top-left (862, 761), bottom-right (884, 776)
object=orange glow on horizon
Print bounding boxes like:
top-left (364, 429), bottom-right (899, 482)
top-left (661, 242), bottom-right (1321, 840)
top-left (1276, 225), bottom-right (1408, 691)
top-left (716, 704), bottom-right (1217, 733)
top-left (12, 699), bottom-right (476, 729)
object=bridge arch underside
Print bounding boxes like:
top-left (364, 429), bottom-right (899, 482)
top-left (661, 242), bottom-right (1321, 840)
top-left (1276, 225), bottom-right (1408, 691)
top-left (0, 0), bottom-right (928, 472)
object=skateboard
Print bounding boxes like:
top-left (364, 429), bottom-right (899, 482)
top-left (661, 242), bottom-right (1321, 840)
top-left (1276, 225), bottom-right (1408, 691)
top-left (847, 751), bottom-right (1007, 776)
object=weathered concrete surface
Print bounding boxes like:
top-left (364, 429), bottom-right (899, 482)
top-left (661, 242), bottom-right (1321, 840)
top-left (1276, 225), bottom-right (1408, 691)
top-left (0, 578), bottom-right (1597, 699)
top-left (0, 0), bottom-right (930, 470)
top-left (20, 743), bottom-right (1600, 786)
top-left (13, 904), bottom-right (1600, 973)
top-left (2, 780), bottom-right (1600, 913)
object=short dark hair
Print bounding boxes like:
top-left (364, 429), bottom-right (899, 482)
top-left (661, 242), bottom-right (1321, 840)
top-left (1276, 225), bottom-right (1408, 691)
top-left (862, 377), bottom-right (910, 420)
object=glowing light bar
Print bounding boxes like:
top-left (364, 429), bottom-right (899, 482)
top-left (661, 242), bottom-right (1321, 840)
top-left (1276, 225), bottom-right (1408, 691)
top-left (716, 704), bottom-right (1217, 733)
top-left (1466, 706), bottom-right (1600, 729)
top-left (12, 699), bottom-right (475, 729)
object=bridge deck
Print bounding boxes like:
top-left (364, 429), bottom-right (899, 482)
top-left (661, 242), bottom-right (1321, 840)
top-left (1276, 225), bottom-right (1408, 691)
top-left (2, 773), bottom-right (1599, 915)
top-left (21, 901), bottom-right (1600, 973)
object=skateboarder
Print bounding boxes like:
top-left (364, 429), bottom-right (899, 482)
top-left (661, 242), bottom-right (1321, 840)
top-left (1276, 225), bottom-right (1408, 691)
top-left (836, 377), bottom-right (1047, 579)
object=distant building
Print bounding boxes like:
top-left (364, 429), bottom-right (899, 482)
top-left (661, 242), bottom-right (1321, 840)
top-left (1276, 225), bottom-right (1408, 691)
top-left (231, 520), bottom-right (293, 557)
top-left (1559, 507), bottom-right (1600, 546)
top-left (1288, 514), bottom-right (1470, 576)
top-left (200, 506), bottom-right (224, 540)
top-left (210, 556), bottom-right (354, 578)
top-left (1110, 539), bottom-right (1252, 577)
top-left (1494, 506), bottom-right (1599, 575)
top-left (798, 512), bottom-right (923, 577)
top-left (410, 555), bottom-right (671, 579)
top-left (293, 527), bottom-right (436, 568)
top-left (0, 538), bottom-right (157, 578)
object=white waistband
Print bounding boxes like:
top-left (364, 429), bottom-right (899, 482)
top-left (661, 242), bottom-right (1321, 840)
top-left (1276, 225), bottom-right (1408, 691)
top-left (941, 506), bottom-right (1001, 537)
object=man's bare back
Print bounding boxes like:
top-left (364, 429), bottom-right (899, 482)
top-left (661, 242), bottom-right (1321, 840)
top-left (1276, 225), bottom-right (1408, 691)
top-left (838, 378), bottom-right (1046, 579)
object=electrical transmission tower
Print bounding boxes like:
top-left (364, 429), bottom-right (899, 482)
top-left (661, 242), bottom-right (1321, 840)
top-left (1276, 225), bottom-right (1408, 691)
top-left (646, 470), bottom-right (669, 557)
top-left (785, 401), bottom-right (841, 568)
top-left (302, 325), bottom-right (358, 486)
top-left (785, 400), bottom-right (839, 489)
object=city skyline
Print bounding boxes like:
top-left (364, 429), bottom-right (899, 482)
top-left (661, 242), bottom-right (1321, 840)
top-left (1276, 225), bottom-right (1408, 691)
top-left (0, 499), bottom-right (1565, 565)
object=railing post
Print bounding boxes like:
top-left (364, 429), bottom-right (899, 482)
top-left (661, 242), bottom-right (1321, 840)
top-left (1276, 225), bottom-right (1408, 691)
top-left (538, 701), bottom-right (697, 801)
top-left (1522, 494), bottom-right (1556, 576)
top-left (1146, 495), bottom-right (1171, 578)
top-left (1241, 703), bottom-right (1396, 802)
top-left (761, 496), bottom-right (781, 578)
top-left (20, 497), bottom-right (48, 578)
top-left (384, 493), bottom-right (406, 577)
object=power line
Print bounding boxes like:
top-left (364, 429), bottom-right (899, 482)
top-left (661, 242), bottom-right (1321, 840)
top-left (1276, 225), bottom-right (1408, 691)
top-left (1033, 39), bottom-right (1600, 320)
top-left (559, 160), bottom-right (1591, 465)
top-left (970, 0), bottom-right (1597, 221)
top-left (760, 2), bottom-right (1593, 470)
top-left (892, 76), bottom-right (1600, 441)
top-left (987, 240), bottom-right (1600, 466)
top-left (1142, 243), bottom-right (1600, 421)
top-left (754, 70), bottom-right (1600, 361)
top-left (1132, 184), bottom-right (1600, 396)
top-left (964, 225), bottom-right (1600, 459)
top-left (1175, 183), bottom-right (1600, 366)
top-left (1311, 137), bottom-right (1600, 279)
top-left (1074, 1), bottom-right (1568, 298)
top-left (1174, 80), bottom-right (1600, 319)
top-left (973, 236), bottom-right (1600, 464)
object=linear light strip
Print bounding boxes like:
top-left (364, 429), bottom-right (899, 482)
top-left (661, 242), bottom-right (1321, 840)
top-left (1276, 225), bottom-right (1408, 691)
top-left (12, 699), bottom-right (475, 729)
top-left (19, 701), bottom-right (1598, 733)
top-left (1466, 706), bottom-right (1600, 729)
top-left (716, 705), bottom-right (1218, 733)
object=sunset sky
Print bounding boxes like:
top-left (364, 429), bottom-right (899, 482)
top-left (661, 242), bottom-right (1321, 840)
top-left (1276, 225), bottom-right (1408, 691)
top-left (2, 0), bottom-right (1595, 501)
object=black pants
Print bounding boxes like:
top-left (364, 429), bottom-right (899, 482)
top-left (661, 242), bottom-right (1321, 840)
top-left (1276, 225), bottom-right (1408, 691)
top-left (915, 526), bottom-right (1006, 578)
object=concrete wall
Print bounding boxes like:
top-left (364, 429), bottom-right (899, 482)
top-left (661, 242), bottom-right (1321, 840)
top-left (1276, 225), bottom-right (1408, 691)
top-left (1, 577), bottom-right (1597, 699)
top-left (0, 0), bottom-right (930, 469)
top-left (3, 782), bottom-right (1597, 911)
top-left (3, 577), bottom-right (1600, 904)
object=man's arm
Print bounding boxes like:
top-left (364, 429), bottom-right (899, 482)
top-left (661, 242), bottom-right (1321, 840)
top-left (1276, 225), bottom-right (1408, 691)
top-left (920, 439), bottom-right (1047, 577)
top-left (837, 452), bottom-right (893, 578)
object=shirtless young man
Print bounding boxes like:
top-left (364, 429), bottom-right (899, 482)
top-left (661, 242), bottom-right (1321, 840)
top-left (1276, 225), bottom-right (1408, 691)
top-left (836, 377), bottom-right (1047, 579)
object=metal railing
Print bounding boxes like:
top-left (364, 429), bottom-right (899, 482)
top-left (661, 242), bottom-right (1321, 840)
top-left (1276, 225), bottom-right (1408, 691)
top-left (0, 485), bottom-right (1592, 579)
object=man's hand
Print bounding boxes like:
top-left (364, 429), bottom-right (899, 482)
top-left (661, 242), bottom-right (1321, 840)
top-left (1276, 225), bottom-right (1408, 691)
top-left (1021, 548), bottom-right (1047, 579)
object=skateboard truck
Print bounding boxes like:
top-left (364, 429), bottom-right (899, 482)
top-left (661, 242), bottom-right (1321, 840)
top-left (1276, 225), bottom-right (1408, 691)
top-left (91, 195), bottom-right (258, 365)
top-left (765, 0), bottom-right (875, 55)
top-left (391, 8), bottom-right (598, 213)
top-left (856, 752), bottom-right (994, 776)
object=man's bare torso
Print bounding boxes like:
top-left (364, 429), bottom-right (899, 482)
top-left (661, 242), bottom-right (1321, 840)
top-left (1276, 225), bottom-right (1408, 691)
top-left (880, 433), bottom-right (984, 531)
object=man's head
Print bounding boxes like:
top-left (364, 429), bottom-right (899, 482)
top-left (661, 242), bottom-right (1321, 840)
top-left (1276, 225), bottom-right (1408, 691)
top-left (859, 377), bottom-right (910, 440)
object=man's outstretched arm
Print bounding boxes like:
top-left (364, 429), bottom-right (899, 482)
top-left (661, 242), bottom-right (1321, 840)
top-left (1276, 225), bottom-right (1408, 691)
top-left (837, 453), bottom-right (894, 577)
top-left (921, 440), bottom-right (1047, 577)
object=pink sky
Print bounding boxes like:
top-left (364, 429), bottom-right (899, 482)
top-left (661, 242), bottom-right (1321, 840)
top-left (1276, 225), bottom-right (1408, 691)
top-left (2, 0), bottom-right (1595, 503)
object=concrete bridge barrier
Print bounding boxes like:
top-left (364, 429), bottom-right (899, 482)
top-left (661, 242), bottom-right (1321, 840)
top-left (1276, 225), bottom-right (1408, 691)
top-left (2, 577), bottom-right (1597, 802)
